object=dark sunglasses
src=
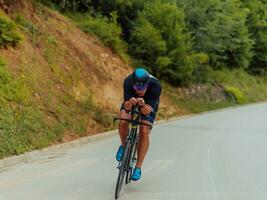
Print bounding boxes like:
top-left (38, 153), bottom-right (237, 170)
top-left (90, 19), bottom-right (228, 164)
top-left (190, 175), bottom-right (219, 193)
top-left (133, 83), bottom-right (149, 91)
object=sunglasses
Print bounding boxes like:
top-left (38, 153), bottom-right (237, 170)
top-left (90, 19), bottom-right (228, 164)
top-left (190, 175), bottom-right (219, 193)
top-left (133, 83), bottom-right (149, 91)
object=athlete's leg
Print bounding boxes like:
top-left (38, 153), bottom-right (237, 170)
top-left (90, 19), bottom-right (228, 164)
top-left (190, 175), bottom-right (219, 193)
top-left (135, 120), bottom-right (152, 168)
top-left (118, 110), bottom-right (131, 147)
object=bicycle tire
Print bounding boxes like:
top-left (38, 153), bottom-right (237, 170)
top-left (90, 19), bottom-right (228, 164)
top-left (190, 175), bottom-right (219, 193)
top-left (125, 141), bottom-right (136, 184)
top-left (126, 128), bottom-right (139, 184)
top-left (115, 142), bottom-right (130, 199)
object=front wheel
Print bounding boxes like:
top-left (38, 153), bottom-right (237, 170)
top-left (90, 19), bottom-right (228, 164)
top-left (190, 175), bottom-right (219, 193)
top-left (125, 144), bottom-right (136, 184)
top-left (115, 142), bottom-right (130, 199)
top-left (125, 168), bottom-right (132, 185)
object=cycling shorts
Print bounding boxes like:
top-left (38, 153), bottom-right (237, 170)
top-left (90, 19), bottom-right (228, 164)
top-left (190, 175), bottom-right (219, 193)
top-left (120, 103), bottom-right (156, 124)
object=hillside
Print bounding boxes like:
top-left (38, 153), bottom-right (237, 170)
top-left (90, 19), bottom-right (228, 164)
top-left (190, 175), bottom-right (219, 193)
top-left (0, 0), bottom-right (181, 158)
top-left (1, 0), bottom-right (267, 159)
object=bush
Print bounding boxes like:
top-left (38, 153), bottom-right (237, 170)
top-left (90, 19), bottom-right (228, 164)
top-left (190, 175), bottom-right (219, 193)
top-left (224, 86), bottom-right (246, 104)
top-left (0, 13), bottom-right (22, 47)
top-left (192, 53), bottom-right (213, 83)
top-left (74, 13), bottom-right (128, 60)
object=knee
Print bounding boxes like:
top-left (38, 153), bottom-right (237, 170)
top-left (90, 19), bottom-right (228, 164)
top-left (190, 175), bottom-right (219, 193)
top-left (139, 125), bottom-right (150, 139)
top-left (119, 111), bottom-right (131, 126)
top-left (120, 110), bottom-right (131, 119)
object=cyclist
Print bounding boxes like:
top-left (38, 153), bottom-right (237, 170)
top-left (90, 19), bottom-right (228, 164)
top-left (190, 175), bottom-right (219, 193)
top-left (116, 67), bottom-right (162, 181)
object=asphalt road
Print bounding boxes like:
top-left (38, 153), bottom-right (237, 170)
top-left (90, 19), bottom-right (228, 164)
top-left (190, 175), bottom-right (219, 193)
top-left (1, 103), bottom-right (267, 200)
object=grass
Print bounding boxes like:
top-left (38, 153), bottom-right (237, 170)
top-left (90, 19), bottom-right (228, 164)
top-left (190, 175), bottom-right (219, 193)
top-left (211, 69), bottom-right (267, 103)
top-left (0, 58), bottom-right (52, 157)
top-left (163, 68), bottom-right (267, 114)
top-left (224, 86), bottom-right (245, 104)
top-left (164, 85), bottom-right (234, 114)
top-left (177, 99), bottom-right (234, 113)
top-left (0, 55), bottom-right (98, 158)
top-left (0, 12), bottom-right (22, 47)
top-left (3, 39), bottom-right (267, 158)
top-left (2, 1), bottom-right (267, 160)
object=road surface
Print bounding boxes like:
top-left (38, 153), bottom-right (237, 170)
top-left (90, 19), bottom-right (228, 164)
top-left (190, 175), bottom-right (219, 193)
top-left (1, 103), bottom-right (267, 200)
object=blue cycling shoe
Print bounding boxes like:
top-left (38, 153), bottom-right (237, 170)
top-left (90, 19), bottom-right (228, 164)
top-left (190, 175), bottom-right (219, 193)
top-left (131, 167), bottom-right (142, 181)
top-left (116, 145), bottom-right (124, 162)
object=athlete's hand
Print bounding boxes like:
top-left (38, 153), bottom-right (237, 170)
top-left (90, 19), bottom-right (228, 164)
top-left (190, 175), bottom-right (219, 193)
top-left (137, 98), bottom-right (145, 107)
top-left (129, 97), bottom-right (138, 106)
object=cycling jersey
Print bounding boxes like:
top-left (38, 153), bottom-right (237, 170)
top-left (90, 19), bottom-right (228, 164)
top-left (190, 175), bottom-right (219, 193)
top-left (122, 74), bottom-right (162, 113)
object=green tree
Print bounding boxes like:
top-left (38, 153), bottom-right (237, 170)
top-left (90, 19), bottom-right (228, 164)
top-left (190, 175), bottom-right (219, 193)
top-left (52, 0), bottom-right (92, 11)
top-left (130, 0), bottom-right (195, 85)
top-left (130, 17), bottom-right (167, 71)
top-left (90, 0), bottom-right (146, 41)
top-left (179, 0), bottom-right (254, 69)
top-left (242, 0), bottom-right (267, 74)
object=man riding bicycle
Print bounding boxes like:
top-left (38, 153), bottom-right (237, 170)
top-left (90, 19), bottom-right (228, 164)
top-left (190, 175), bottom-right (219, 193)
top-left (116, 67), bottom-right (162, 181)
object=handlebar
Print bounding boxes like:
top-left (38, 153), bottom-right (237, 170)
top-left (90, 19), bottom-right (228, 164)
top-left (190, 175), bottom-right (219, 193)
top-left (113, 117), bottom-right (152, 128)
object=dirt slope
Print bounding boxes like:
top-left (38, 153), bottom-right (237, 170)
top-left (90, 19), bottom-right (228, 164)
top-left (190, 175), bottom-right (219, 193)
top-left (0, 0), bottom-right (181, 145)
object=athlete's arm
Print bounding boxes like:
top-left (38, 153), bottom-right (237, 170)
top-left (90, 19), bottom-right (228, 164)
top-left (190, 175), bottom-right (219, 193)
top-left (123, 77), bottom-right (138, 112)
top-left (140, 104), bottom-right (153, 115)
top-left (137, 98), bottom-right (153, 115)
top-left (124, 97), bottom-right (138, 112)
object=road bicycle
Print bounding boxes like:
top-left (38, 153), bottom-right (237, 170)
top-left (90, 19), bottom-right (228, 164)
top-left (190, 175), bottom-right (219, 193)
top-left (113, 106), bottom-right (152, 199)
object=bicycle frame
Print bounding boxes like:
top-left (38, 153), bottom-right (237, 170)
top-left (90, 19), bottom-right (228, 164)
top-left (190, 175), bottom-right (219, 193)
top-left (115, 106), bottom-right (140, 171)
top-left (114, 106), bottom-right (152, 199)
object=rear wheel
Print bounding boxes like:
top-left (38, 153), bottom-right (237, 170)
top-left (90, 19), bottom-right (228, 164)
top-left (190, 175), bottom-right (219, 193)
top-left (115, 142), bottom-right (130, 199)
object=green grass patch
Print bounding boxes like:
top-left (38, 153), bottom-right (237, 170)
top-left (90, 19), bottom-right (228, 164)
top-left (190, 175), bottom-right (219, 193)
top-left (0, 58), bottom-right (55, 158)
top-left (0, 58), bottom-right (30, 104)
top-left (224, 86), bottom-right (245, 104)
top-left (14, 14), bottom-right (42, 45)
top-left (82, 96), bottom-right (113, 129)
top-left (0, 12), bottom-right (22, 47)
top-left (14, 14), bottom-right (38, 35)
top-left (211, 69), bottom-right (267, 102)
top-left (77, 95), bottom-right (113, 131)
top-left (163, 82), bottom-right (234, 113)
top-left (163, 67), bottom-right (267, 114)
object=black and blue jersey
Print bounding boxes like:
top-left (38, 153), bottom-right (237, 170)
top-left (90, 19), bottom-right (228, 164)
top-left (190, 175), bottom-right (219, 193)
top-left (123, 74), bottom-right (162, 112)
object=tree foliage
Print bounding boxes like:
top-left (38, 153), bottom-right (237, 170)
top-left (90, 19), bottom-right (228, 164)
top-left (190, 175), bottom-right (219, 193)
top-left (180, 0), bottom-right (254, 69)
top-left (242, 0), bottom-right (267, 74)
top-left (130, 1), bottom-right (195, 85)
top-left (52, 0), bottom-right (92, 11)
top-left (45, 0), bottom-right (267, 84)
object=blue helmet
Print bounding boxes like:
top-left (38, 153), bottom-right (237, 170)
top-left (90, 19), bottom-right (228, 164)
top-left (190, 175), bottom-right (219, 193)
top-left (132, 68), bottom-right (151, 90)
